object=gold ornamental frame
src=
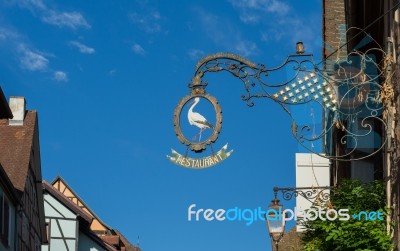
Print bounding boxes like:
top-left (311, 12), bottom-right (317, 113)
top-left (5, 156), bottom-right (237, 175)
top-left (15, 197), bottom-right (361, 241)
top-left (173, 93), bottom-right (222, 152)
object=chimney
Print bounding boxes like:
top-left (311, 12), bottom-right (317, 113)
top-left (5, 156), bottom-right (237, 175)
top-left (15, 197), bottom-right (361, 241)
top-left (9, 96), bottom-right (26, 126)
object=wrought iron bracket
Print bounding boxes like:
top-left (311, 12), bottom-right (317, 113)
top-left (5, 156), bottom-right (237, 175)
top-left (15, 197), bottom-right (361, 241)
top-left (273, 186), bottom-right (334, 205)
top-left (183, 38), bottom-right (389, 161)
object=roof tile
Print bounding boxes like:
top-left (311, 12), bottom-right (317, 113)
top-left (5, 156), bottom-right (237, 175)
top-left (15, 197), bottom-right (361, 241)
top-left (0, 111), bottom-right (37, 192)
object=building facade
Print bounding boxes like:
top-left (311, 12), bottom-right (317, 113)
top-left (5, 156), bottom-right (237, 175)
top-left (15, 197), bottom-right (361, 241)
top-left (323, 0), bottom-right (400, 249)
top-left (0, 163), bottom-right (19, 251)
top-left (280, 0), bottom-right (400, 249)
top-left (41, 181), bottom-right (117, 251)
top-left (0, 87), bottom-right (18, 251)
top-left (44, 177), bottom-right (140, 251)
top-left (0, 87), bottom-right (141, 251)
top-left (0, 90), bottom-right (47, 250)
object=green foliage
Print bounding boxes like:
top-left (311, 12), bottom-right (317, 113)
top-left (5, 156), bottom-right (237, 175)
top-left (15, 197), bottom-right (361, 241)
top-left (301, 179), bottom-right (393, 251)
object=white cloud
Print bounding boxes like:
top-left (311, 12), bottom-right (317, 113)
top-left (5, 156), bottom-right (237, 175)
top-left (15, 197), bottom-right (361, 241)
top-left (229, 0), bottom-right (289, 15)
top-left (0, 27), bottom-right (80, 78)
top-left (0, 30), bottom-right (10, 41)
top-left (70, 41), bottom-right (95, 54)
top-left (267, 0), bottom-right (289, 14)
top-left (0, 27), bottom-right (51, 71)
top-left (18, 45), bottom-right (49, 71)
top-left (284, 17), bottom-right (316, 46)
top-left (0, 27), bottom-right (19, 41)
top-left (239, 13), bottom-right (260, 24)
top-left (187, 49), bottom-right (204, 60)
top-left (108, 69), bottom-right (117, 76)
top-left (10, 0), bottom-right (90, 30)
top-left (234, 41), bottom-right (258, 57)
top-left (12, 0), bottom-right (46, 10)
top-left (129, 11), bottom-right (162, 33)
top-left (132, 43), bottom-right (145, 55)
top-left (229, 0), bottom-right (318, 51)
top-left (54, 71), bottom-right (68, 82)
top-left (195, 8), bottom-right (259, 57)
top-left (43, 11), bottom-right (90, 29)
top-left (229, 0), bottom-right (290, 28)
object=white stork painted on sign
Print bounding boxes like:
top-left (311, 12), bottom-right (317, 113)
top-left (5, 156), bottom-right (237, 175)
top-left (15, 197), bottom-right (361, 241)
top-left (188, 97), bottom-right (214, 142)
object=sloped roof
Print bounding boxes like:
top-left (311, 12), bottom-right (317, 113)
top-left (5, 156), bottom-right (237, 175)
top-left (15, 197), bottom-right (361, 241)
top-left (0, 87), bottom-right (13, 119)
top-left (279, 226), bottom-right (303, 251)
top-left (51, 176), bottom-right (112, 232)
top-left (42, 180), bottom-right (93, 223)
top-left (43, 180), bottom-right (118, 251)
top-left (0, 163), bottom-right (19, 205)
top-left (0, 111), bottom-right (37, 192)
top-left (51, 176), bottom-right (141, 251)
top-left (114, 230), bottom-right (142, 251)
top-left (83, 229), bottom-right (119, 251)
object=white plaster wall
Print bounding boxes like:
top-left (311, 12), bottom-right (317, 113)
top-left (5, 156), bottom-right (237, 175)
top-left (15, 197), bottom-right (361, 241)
top-left (295, 153), bottom-right (330, 232)
top-left (78, 232), bottom-right (107, 251)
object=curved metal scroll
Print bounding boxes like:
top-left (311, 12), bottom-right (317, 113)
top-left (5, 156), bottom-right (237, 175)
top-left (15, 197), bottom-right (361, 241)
top-left (189, 41), bottom-right (389, 161)
top-left (273, 186), bottom-right (332, 208)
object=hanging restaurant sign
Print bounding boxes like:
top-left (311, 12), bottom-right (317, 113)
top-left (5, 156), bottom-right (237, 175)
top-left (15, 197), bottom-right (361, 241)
top-left (169, 45), bottom-right (389, 165)
top-left (167, 71), bottom-right (233, 168)
top-left (167, 144), bottom-right (232, 168)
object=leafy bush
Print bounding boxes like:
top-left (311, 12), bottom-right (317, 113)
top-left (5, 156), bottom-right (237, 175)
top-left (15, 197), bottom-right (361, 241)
top-left (301, 179), bottom-right (393, 251)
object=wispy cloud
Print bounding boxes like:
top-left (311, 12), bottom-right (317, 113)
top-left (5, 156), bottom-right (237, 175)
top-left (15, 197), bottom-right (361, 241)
top-left (12, 0), bottom-right (46, 10)
top-left (258, 14), bottom-right (317, 47)
top-left (69, 41), bottom-right (95, 54)
top-left (229, 0), bottom-right (289, 16)
top-left (0, 27), bottom-right (46, 71)
top-left (0, 26), bottom-right (67, 79)
top-left (187, 49), bottom-right (204, 60)
top-left (194, 8), bottom-right (258, 57)
top-left (0, 27), bottom-right (18, 41)
top-left (239, 13), bottom-right (260, 24)
top-left (234, 41), bottom-right (258, 57)
top-left (229, 0), bottom-right (318, 50)
top-left (129, 11), bottom-right (162, 33)
top-left (10, 0), bottom-right (90, 30)
top-left (132, 43), bottom-right (145, 55)
top-left (54, 71), bottom-right (68, 82)
top-left (267, 0), bottom-right (290, 14)
top-left (108, 69), bottom-right (117, 76)
top-left (18, 45), bottom-right (49, 71)
top-left (43, 11), bottom-right (90, 29)
top-left (228, 0), bottom-right (290, 26)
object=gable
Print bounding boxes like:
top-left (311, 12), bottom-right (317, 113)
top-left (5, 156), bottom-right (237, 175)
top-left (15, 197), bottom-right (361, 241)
top-left (43, 193), bottom-right (77, 219)
top-left (52, 177), bottom-right (111, 233)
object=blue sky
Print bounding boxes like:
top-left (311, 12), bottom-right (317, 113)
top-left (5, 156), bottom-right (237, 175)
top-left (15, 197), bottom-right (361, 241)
top-left (0, 0), bottom-right (322, 250)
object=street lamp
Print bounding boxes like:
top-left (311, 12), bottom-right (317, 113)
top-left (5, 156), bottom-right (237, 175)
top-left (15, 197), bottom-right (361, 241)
top-left (265, 186), bottom-right (332, 251)
top-left (266, 197), bottom-right (285, 251)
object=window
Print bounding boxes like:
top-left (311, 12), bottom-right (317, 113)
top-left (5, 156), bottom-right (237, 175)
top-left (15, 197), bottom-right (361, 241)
top-left (0, 194), bottom-right (10, 247)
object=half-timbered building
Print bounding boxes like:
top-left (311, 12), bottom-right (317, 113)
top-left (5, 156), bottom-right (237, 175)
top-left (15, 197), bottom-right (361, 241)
top-left (0, 91), bottom-right (46, 251)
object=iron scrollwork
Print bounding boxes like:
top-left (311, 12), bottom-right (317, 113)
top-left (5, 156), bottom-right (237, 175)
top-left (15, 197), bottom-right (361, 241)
top-left (188, 29), bottom-right (389, 161)
top-left (273, 186), bottom-right (333, 206)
